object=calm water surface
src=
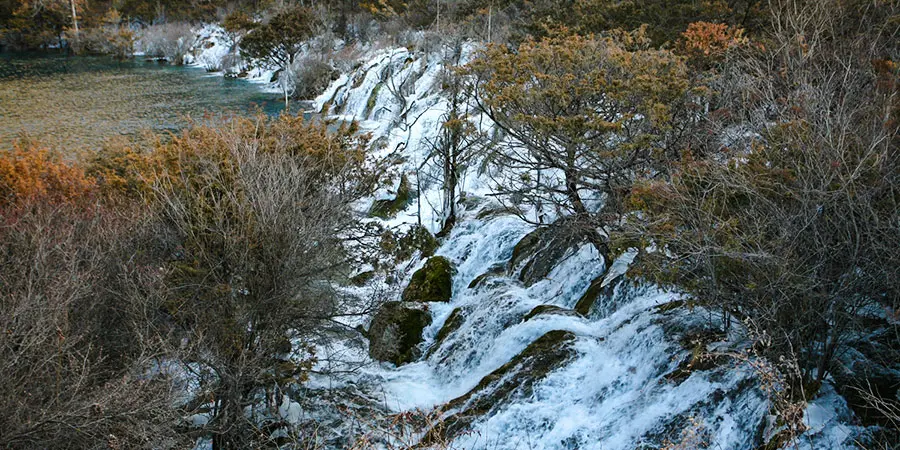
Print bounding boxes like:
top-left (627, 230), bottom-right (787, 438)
top-left (0, 52), bottom-right (284, 149)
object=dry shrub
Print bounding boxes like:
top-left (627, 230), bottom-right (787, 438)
top-left (661, 416), bottom-right (710, 450)
top-left (0, 114), bottom-right (385, 448)
top-left (138, 22), bottom-right (195, 64)
top-left (348, 408), bottom-right (460, 450)
top-left (149, 114), bottom-right (381, 447)
top-left (0, 141), bottom-right (98, 210)
top-left (290, 56), bottom-right (340, 100)
top-left (0, 144), bottom-right (183, 449)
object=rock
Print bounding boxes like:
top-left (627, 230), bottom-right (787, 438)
top-left (367, 301), bottom-right (432, 365)
top-left (523, 304), bottom-right (583, 321)
top-left (654, 299), bottom-right (686, 313)
top-left (420, 330), bottom-right (577, 445)
top-left (397, 225), bottom-right (438, 260)
top-left (664, 329), bottom-right (730, 384)
top-left (574, 275), bottom-right (625, 316)
top-left (508, 219), bottom-right (586, 286)
top-left (402, 256), bottom-right (455, 303)
top-left (369, 174), bottom-right (412, 219)
top-left (349, 270), bottom-right (375, 287)
top-left (833, 347), bottom-right (900, 426)
top-left (826, 315), bottom-right (900, 428)
top-left (427, 307), bottom-right (465, 357)
top-left (467, 263), bottom-right (506, 289)
top-left (475, 204), bottom-right (521, 220)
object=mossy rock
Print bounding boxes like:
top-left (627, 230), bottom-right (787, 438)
top-left (575, 274), bottom-right (624, 316)
top-left (654, 299), bottom-right (686, 313)
top-left (367, 301), bottom-right (432, 366)
top-left (402, 256), bottom-right (455, 303)
top-left (369, 175), bottom-right (412, 219)
top-left (458, 193), bottom-right (485, 211)
top-left (523, 304), bottom-right (583, 322)
top-left (364, 82), bottom-right (383, 118)
top-left (395, 225), bottom-right (438, 261)
top-left (475, 205), bottom-right (521, 220)
top-left (467, 263), bottom-right (506, 289)
top-left (420, 330), bottom-right (577, 445)
top-left (349, 270), bottom-right (376, 287)
top-left (508, 219), bottom-right (586, 286)
top-left (664, 329), bottom-right (730, 384)
top-left (426, 307), bottom-right (465, 357)
top-left (664, 350), bottom-right (731, 384)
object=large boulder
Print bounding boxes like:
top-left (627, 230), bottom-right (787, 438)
top-left (367, 301), bottom-right (432, 365)
top-left (402, 256), bottom-right (455, 303)
top-left (508, 220), bottom-right (586, 286)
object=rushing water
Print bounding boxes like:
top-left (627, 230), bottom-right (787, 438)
top-left (297, 47), bottom-right (863, 450)
top-left (0, 52), bottom-right (284, 149)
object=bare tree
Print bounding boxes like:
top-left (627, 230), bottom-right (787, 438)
top-left (0, 203), bottom-right (184, 449)
top-left (150, 115), bottom-right (379, 449)
top-left (626, 0), bottom-right (900, 391)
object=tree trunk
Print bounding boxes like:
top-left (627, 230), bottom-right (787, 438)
top-left (69, 0), bottom-right (79, 43)
top-left (211, 381), bottom-right (244, 450)
top-left (564, 167), bottom-right (588, 217)
top-left (564, 162), bottom-right (611, 266)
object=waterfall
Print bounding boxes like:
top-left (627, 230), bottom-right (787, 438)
top-left (305, 45), bottom-right (865, 450)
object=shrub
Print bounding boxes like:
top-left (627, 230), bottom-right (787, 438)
top-left (138, 22), bottom-right (195, 64)
top-left (149, 114), bottom-right (379, 446)
top-left (0, 141), bottom-right (97, 210)
top-left (240, 6), bottom-right (318, 69)
top-left (290, 56), bottom-right (339, 99)
top-left (0, 142), bottom-right (182, 449)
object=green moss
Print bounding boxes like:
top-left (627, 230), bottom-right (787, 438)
top-left (427, 307), bottom-right (464, 357)
top-left (364, 82), bottom-right (383, 118)
top-left (369, 174), bottom-right (412, 219)
top-left (523, 304), bottom-right (582, 321)
top-left (421, 330), bottom-right (576, 444)
top-left (349, 270), bottom-right (376, 286)
top-left (367, 301), bottom-right (433, 366)
top-left (467, 264), bottom-right (506, 289)
top-left (402, 256), bottom-right (455, 303)
top-left (395, 225), bottom-right (438, 261)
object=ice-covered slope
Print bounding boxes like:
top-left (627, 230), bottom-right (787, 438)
top-left (307, 45), bottom-right (866, 449)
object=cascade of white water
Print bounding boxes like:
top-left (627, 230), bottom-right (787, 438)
top-left (308, 46), bottom-right (865, 450)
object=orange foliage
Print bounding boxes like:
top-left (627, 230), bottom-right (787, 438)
top-left (0, 142), bottom-right (97, 209)
top-left (678, 21), bottom-right (748, 64)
